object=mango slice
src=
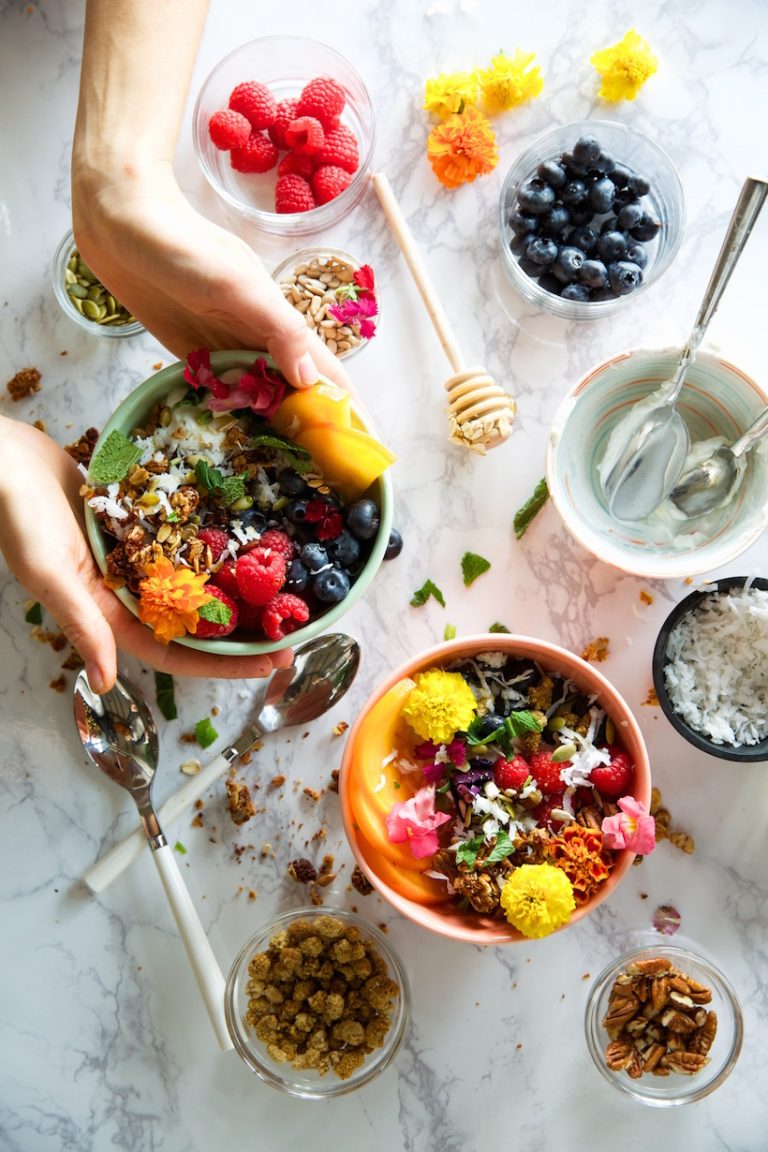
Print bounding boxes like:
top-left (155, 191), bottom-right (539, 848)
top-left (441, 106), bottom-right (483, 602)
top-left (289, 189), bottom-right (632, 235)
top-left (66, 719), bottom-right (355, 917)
top-left (349, 777), bottom-right (433, 871)
top-left (294, 424), bottom-right (396, 502)
top-left (350, 679), bottom-right (417, 813)
top-left (271, 380), bottom-right (351, 436)
top-left (356, 832), bottom-right (447, 905)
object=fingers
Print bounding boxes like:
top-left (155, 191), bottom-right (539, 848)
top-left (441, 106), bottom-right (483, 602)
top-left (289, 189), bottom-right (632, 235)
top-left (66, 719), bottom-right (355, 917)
top-left (36, 569), bottom-right (118, 693)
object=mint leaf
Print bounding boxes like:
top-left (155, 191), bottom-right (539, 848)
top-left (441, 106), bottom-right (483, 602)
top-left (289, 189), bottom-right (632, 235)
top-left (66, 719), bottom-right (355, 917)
top-left (465, 715), bottom-right (504, 746)
top-left (514, 478), bottom-right (549, 540)
top-left (154, 672), bottom-right (177, 721)
top-left (410, 579), bottom-right (446, 608)
top-left (461, 551), bottom-right (491, 586)
top-left (24, 602), bottom-right (42, 625)
top-left (194, 459), bottom-right (223, 491)
top-left (444, 623), bottom-right (457, 641)
top-left (504, 710), bottom-right (544, 737)
top-left (173, 840), bottom-right (187, 855)
top-left (488, 622), bottom-right (510, 633)
top-left (195, 717), bottom-right (219, 749)
top-left (484, 829), bottom-right (514, 865)
top-left (455, 836), bottom-right (484, 869)
top-left (219, 475), bottom-right (246, 505)
top-left (89, 429), bottom-right (142, 485)
top-left (199, 597), bottom-right (233, 625)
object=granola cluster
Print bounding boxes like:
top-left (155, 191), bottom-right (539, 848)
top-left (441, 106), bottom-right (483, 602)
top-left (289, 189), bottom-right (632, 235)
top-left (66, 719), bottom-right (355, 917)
top-left (244, 915), bottom-right (400, 1080)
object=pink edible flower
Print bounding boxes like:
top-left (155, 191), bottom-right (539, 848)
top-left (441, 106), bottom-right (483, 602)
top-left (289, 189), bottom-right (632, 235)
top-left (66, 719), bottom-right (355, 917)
top-left (206, 357), bottom-right (286, 419)
top-left (353, 264), bottom-right (376, 295)
top-left (602, 795), bottom-right (656, 855)
top-left (328, 293), bottom-right (379, 340)
top-left (385, 786), bottom-right (451, 859)
top-left (184, 349), bottom-right (221, 392)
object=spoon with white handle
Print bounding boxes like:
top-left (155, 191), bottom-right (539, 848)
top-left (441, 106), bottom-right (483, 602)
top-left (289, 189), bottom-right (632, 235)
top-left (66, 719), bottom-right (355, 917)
top-left (82, 632), bottom-right (360, 893)
top-left (669, 405), bottom-right (768, 517)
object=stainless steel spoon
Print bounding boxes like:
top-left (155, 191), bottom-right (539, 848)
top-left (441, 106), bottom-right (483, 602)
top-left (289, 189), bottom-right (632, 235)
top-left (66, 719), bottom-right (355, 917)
top-left (83, 632), bottom-right (361, 893)
top-left (669, 405), bottom-right (768, 517)
top-left (601, 176), bottom-right (768, 522)
top-left (74, 670), bottom-right (233, 1050)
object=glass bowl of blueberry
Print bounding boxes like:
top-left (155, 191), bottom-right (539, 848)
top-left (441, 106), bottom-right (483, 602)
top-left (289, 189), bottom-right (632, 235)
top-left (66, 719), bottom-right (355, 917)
top-left (498, 120), bottom-right (684, 319)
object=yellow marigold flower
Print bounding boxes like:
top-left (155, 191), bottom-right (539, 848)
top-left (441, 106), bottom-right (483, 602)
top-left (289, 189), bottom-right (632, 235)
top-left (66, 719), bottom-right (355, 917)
top-left (477, 50), bottom-right (544, 116)
top-left (137, 555), bottom-right (211, 645)
top-left (500, 862), bottom-right (575, 938)
top-left (590, 29), bottom-right (658, 102)
top-left (402, 668), bottom-right (477, 744)
top-left (424, 70), bottom-right (479, 118)
top-left (427, 105), bottom-right (499, 190)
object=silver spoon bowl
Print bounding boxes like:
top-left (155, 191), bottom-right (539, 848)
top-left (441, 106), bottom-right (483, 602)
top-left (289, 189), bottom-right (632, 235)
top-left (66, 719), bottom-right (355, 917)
top-left (669, 404), bottom-right (768, 517)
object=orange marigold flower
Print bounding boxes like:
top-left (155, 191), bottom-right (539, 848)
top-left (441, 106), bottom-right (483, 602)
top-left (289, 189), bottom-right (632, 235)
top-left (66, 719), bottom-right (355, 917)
top-left (137, 556), bottom-right (211, 644)
top-left (427, 105), bottom-right (498, 189)
top-left (546, 824), bottom-right (614, 905)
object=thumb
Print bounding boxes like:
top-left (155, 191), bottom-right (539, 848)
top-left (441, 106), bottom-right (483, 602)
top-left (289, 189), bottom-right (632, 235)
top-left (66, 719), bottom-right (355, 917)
top-left (40, 573), bottom-right (118, 694)
top-left (265, 307), bottom-right (320, 389)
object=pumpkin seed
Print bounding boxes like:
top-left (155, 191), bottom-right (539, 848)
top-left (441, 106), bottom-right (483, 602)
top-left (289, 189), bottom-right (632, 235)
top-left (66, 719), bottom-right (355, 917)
top-left (82, 299), bottom-right (101, 320)
top-left (552, 742), bottom-right (577, 763)
top-left (230, 495), bottom-right (254, 512)
top-left (67, 283), bottom-right (88, 299)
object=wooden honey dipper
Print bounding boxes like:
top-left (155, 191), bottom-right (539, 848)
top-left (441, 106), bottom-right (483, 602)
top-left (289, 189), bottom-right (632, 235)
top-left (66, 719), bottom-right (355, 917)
top-left (371, 171), bottom-right (516, 452)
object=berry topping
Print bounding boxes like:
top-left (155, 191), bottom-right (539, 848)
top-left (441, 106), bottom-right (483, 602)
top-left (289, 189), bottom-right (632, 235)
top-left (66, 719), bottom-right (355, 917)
top-left (383, 527), bottom-right (403, 560)
top-left (299, 541), bottom-right (329, 572)
top-left (207, 109), bottom-right (251, 151)
top-left (258, 529), bottom-right (295, 563)
top-left (197, 527), bottom-right (231, 562)
top-left (194, 586), bottom-right (239, 639)
top-left (295, 76), bottom-right (346, 131)
top-left (284, 116), bottom-right (325, 156)
top-left (267, 97), bottom-right (299, 149)
top-left (261, 593), bottom-right (311, 641)
top-left (345, 498), bottom-right (380, 540)
top-left (533, 795), bottom-right (568, 830)
top-left (274, 173), bottom-right (316, 214)
top-left (312, 566), bottom-right (351, 603)
top-left (528, 749), bottom-right (568, 795)
top-left (311, 165), bottom-right (353, 205)
top-left (228, 81), bottom-right (277, 129)
top-left (212, 555), bottom-right (240, 600)
top-left (235, 547), bottom-right (287, 606)
top-left (326, 529), bottom-right (360, 568)
top-left (589, 748), bottom-right (634, 797)
top-left (277, 151), bottom-right (317, 180)
top-left (230, 132), bottom-right (279, 174)
top-left (316, 124), bottom-right (359, 173)
top-left (493, 755), bottom-right (530, 792)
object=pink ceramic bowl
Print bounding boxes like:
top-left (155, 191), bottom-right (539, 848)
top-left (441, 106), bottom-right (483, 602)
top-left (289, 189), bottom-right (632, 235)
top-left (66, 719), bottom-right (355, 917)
top-left (339, 634), bottom-right (651, 944)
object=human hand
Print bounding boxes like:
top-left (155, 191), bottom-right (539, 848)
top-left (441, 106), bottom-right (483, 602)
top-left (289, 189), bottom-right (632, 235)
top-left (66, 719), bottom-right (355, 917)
top-left (0, 418), bottom-right (293, 692)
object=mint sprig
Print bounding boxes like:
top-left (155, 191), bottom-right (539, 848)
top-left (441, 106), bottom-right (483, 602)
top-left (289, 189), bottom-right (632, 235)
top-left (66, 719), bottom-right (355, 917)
top-left (154, 671), bottom-right (177, 721)
top-left (410, 579), bottom-right (446, 608)
top-left (194, 460), bottom-right (247, 506)
top-left (514, 478), bottom-right (549, 540)
top-left (195, 717), bottom-right (219, 749)
top-left (461, 551), bottom-right (491, 586)
top-left (198, 597), bottom-right (233, 625)
top-left (89, 429), bottom-right (142, 486)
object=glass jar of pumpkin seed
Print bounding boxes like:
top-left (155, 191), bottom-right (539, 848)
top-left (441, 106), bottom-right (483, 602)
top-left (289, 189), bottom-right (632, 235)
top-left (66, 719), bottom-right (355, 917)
top-left (51, 228), bottom-right (145, 338)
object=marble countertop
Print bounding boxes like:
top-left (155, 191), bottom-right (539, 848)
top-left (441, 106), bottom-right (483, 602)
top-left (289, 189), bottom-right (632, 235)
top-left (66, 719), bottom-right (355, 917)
top-left (1, 1), bottom-right (767, 1149)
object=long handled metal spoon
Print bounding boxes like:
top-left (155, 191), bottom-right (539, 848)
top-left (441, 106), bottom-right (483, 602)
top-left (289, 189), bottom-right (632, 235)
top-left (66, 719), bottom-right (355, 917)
top-left (600, 176), bottom-right (768, 522)
top-left (74, 669), bottom-right (233, 1051)
top-left (669, 404), bottom-right (768, 517)
top-left (82, 632), bottom-right (360, 894)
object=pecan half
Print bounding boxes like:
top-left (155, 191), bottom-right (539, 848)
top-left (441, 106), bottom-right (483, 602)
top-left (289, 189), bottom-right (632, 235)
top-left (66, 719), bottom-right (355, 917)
top-left (662, 1051), bottom-right (709, 1075)
top-left (689, 1010), bottom-right (718, 1056)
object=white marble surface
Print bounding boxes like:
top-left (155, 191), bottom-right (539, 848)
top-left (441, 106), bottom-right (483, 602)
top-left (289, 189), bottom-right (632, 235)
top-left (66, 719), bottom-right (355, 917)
top-left (1, 1), bottom-right (768, 1149)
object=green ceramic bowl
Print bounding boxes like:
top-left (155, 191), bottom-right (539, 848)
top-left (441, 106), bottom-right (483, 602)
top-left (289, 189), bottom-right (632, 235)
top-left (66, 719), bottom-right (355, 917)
top-left (84, 351), bottom-right (393, 654)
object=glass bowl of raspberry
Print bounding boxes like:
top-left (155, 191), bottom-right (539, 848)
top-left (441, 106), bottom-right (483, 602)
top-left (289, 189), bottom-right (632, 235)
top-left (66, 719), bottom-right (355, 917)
top-left (338, 634), bottom-right (652, 945)
top-left (225, 906), bottom-right (410, 1097)
top-left (584, 940), bottom-right (743, 1105)
top-left (498, 120), bottom-right (684, 319)
top-left (82, 351), bottom-right (394, 656)
top-left (192, 37), bottom-right (376, 236)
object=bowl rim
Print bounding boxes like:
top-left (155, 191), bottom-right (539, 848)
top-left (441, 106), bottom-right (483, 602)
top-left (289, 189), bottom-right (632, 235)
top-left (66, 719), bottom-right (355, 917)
top-left (545, 346), bottom-right (768, 579)
top-left (83, 350), bottom-right (393, 655)
top-left (51, 227), bottom-right (145, 338)
top-left (224, 905), bottom-right (410, 1097)
top-left (338, 632), bottom-right (651, 944)
top-left (583, 939), bottom-right (743, 1106)
top-left (192, 34), bottom-right (377, 232)
top-left (498, 118), bottom-right (685, 319)
top-left (651, 575), bottom-right (768, 762)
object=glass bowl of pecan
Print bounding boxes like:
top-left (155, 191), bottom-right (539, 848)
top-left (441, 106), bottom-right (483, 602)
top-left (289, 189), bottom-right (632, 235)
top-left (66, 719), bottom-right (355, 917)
top-left (272, 247), bottom-right (378, 361)
top-left (584, 942), bottom-right (743, 1105)
top-left (224, 906), bottom-right (410, 1097)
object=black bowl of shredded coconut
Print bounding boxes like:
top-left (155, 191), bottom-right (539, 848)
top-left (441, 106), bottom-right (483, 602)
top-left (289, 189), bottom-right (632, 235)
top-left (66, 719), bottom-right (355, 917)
top-left (652, 577), bottom-right (768, 762)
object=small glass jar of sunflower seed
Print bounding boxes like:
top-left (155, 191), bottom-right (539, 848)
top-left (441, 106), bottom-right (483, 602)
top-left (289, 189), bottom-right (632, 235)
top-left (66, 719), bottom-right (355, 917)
top-left (272, 247), bottom-right (378, 361)
top-left (51, 229), bottom-right (144, 338)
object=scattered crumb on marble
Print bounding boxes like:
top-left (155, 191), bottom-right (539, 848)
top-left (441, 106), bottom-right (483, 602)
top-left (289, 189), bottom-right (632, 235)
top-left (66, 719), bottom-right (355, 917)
top-left (640, 590), bottom-right (654, 605)
top-left (580, 636), bottom-right (609, 663)
top-left (248, 890), bottom-right (257, 901)
top-left (643, 687), bottom-right (659, 706)
top-left (270, 774), bottom-right (286, 789)
top-left (332, 720), bottom-right (349, 737)
top-left (261, 842), bottom-right (275, 858)
top-left (6, 366), bottom-right (41, 400)
top-left (303, 786), bottom-right (322, 802)
top-left (181, 759), bottom-right (201, 775)
top-left (191, 813), bottom-right (204, 828)
top-left (351, 866), bottom-right (373, 895)
top-left (328, 769), bottom-right (340, 793)
top-left (194, 799), bottom-right (204, 810)
top-left (49, 676), bottom-right (66, 693)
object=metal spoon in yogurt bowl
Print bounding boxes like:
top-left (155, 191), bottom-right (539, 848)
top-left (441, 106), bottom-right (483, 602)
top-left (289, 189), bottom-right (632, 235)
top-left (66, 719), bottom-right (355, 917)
top-left (669, 405), bottom-right (768, 518)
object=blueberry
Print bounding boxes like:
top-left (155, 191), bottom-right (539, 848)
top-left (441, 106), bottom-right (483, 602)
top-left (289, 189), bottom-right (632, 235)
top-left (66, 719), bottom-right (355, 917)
top-left (608, 260), bottom-right (643, 295)
top-left (629, 173), bottom-right (651, 197)
top-left (300, 541), bottom-right (329, 572)
top-left (568, 205), bottom-right (595, 227)
top-left (617, 202), bottom-right (644, 231)
top-left (540, 205), bottom-right (570, 236)
top-left (537, 158), bottom-right (567, 187)
top-left (591, 151), bottom-right (616, 176)
top-left (277, 469), bottom-right (308, 498)
top-left (474, 713), bottom-right (504, 740)
top-left (597, 230), bottom-right (628, 263)
top-left (553, 245), bottom-right (585, 283)
top-left (561, 282), bottom-right (591, 302)
top-left (630, 213), bottom-right (661, 242)
top-left (284, 558), bottom-right (309, 594)
top-left (509, 231), bottom-right (534, 255)
top-left (285, 499), bottom-right (310, 526)
top-left (611, 163), bottom-right (633, 189)
top-left (560, 151), bottom-right (588, 177)
top-left (313, 566), bottom-right (351, 604)
top-left (625, 242), bottom-right (648, 269)
top-left (572, 135), bottom-right (602, 166)
top-left (579, 259), bottom-right (609, 289)
top-left (612, 186), bottom-right (639, 209)
top-left (518, 256), bottom-right (544, 277)
top-left (560, 178), bottom-right (588, 207)
top-left (524, 236), bottom-right (559, 266)
top-left (233, 508), bottom-right (267, 534)
top-left (537, 273), bottom-right (562, 296)
top-left (570, 225), bottom-right (599, 255)
top-left (516, 177), bottom-right (556, 214)
top-left (384, 527), bottom-right (403, 560)
top-left (509, 210), bottom-right (539, 236)
top-left (600, 215), bottom-right (620, 235)
top-left (327, 529), bottom-right (360, 568)
top-left (589, 177), bottom-right (616, 214)
top-left (346, 498), bottom-right (380, 540)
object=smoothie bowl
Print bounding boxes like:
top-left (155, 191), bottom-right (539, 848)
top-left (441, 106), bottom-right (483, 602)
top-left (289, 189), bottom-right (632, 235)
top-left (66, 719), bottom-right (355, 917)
top-left (339, 635), bottom-right (652, 944)
top-left (83, 352), bottom-right (394, 655)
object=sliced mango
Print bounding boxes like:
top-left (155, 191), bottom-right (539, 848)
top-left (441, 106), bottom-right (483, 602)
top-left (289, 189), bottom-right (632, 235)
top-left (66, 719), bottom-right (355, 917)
top-left (271, 381), bottom-right (351, 437)
top-left (350, 778), bottom-right (432, 871)
top-left (350, 679), bottom-right (417, 813)
top-left (294, 423), bottom-right (396, 502)
top-left (356, 832), bottom-right (447, 905)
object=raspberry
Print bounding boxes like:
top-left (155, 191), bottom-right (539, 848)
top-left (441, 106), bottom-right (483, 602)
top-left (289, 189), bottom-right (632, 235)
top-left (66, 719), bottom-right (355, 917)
top-left (311, 165), bottom-right (353, 206)
top-left (260, 593), bottom-right (311, 641)
top-left (277, 151), bottom-right (317, 180)
top-left (258, 529), bottom-right (296, 563)
top-left (228, 81), bottom-right (277, 129)
top-left (589, 748), bottom-right (634, 798)
top-left (493, 755), bottom-right (530, 793)
top-left (196, 527), bottom-right (231, 562)
top-left (268, 97), bottom-right (299, 149)
top-left (534, 796), bottom-right (568, 830)
top-left (194, 586), bottom-right (239, 639)
top-left (275, 174), bottom-right (316, 214)
top-left (529, 749), bottom-right (568, 795)
top-left (208, 109), bottom-right (251, 151)
top-left (235, 547), bottom-right (286, 606)
top-left (295, 77), bottom-right (346, 131)
top-left (316, 124), bottom-right (359, 174)
top-left (284, 116), bottom-right (325, 156)
top-left (230, 132), bottom-right (278, 174)
top-left (212, 556), bottom-right (240, 599)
